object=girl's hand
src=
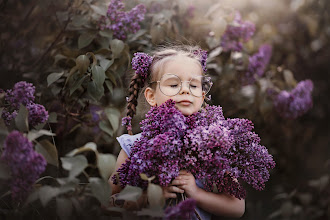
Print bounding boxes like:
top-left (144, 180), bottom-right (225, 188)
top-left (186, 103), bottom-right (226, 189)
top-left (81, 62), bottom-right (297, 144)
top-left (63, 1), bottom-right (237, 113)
top-left (162, 180), bottom-right (185, 199)
top-left (175, 170), bottom-right (200, 199)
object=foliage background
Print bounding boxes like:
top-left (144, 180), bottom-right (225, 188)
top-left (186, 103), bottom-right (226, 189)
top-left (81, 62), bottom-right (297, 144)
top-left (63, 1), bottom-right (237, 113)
top-left (0, 0), bottom-right (329, 219)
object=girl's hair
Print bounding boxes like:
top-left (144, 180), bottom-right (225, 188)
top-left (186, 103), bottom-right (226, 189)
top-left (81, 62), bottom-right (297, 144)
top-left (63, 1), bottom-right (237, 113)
top-left (126, 45), bottom-right (206, 135)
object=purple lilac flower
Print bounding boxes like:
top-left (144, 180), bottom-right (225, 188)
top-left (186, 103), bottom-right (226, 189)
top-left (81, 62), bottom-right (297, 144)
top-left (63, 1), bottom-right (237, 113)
top-left (193, 49), bottom-right (208, 73)
top-left (131, 52), bottom-right (153, 81)
top-left (272, 80), bottom-right (313, 119)
top-left (221, 12), bottom-right (255, 52)
top-left (1, 131), bottom-right (46, 202)
top-left (164, 198), bottom-right (197, 220)
top-left (26, 103), bottom-right (49, 127)
top-left (122, 116), bottom-right (132, 131)
top-left (243, 44), bottom-right (272, 85)
top-left (1, 108), bottom-right (18, 126)
top-left (5, 81), bottom-right (35, 109)
top-left (99, 0), bottom-right (146, 40)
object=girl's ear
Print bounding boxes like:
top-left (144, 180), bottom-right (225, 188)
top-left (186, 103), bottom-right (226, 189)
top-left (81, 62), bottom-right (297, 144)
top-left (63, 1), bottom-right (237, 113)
top-left (144, 87), bottom-right (157, 106)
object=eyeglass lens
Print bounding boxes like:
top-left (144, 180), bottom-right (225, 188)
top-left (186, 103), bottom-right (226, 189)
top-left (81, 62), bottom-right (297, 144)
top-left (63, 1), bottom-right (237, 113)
top-left (159, 74), bottom-right (212, 97)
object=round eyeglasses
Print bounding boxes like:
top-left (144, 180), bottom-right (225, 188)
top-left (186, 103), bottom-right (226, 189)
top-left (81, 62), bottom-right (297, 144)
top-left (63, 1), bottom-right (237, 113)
top-left (150, 74), bottom-right (213, 97)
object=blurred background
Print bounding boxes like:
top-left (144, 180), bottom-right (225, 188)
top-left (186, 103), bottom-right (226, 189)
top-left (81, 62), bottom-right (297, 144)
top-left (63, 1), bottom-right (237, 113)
top-left (0, 0), bottom-right (329, 219)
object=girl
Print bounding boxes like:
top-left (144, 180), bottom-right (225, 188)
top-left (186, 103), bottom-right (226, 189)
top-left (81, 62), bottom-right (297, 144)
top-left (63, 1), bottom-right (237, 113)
top-left (109, 45), bottom-right (245, 219)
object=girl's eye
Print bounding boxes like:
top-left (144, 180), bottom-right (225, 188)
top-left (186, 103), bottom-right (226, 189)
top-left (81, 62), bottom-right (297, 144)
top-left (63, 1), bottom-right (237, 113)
top-left (190, 85), bottom-right (197, 89)
top-left (170, 84), bottom-right (179, 88)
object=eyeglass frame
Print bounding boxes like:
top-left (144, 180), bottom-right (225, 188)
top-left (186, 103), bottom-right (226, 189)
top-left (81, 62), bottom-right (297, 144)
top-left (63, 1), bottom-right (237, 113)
top-left (149, 73), bottom-right (212, 97)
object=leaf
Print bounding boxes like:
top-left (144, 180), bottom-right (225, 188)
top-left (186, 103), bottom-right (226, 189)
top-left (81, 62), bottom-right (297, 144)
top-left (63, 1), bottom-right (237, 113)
top-left (110, 39), bottom-right (125, 59)
top-left (89, 177), bottom-right (111, 206)
top-left (48, 112), bottom-right (58, 123)
top-left (56, 197), bottom-right (72, 220)
top-left (91, 65), bottom-right (106, 87)
top-left (90, 4), bottom-right (107, 16)
top-left (75, 55), bottom-right (90, 74)
top-left (15, 104), bottom-right (29, 132)
top-left (78, 32), bottom-right (96, 49)
top-left (39, 186), bottom-right (60, 207)
top-left (47, 71), bottom-right (64, 87)
top-left (104, 107), bottom-right (120, 132)
top-left (147, 183), bottom-right (165, 208)
top-left (105, 80), bottom-right (113, 95)
top-left (60, 155), bottom-right (88, 179)
top-left (97, 153), bottom-right (116, 180)
top-left (98, 120), bottom-right (113, 137)
top-left (27, 129), bottom-right (56, 141)
top-left (100, 59), bottom-right (114, 71)
top-left (87, 81), bottom-right (104, 101)
top-left (69, 75), bottom-right (88, 96)
top-left (35, 139), bottom-right (59, 167)
top-left (66, 142), bottom-right (97, 157)
top-left (140, 173), bottom-right (149, 181)
top-left (99, 30), bottom-right (113, 38)
top-left (283, 70), bottom-right (297, 87)
top-left (116, 185), bottom-right (142, 202)
top-left (0, 161), bottom-right (10, 179)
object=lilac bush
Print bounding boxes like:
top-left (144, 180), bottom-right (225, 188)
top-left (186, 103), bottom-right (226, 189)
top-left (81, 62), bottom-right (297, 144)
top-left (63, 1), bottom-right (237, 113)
top-left (4, 81), bottom-right (35, 109)
top-left (115, 100), bottom-right (275, 199)
top-left (272, 80), bottom-right (314, 119)
top-left (1, 131), bottom-right (46, 202)
top-left (99, 0), bottom-right (146, 40)
top-left (220, 12), bottom-right (256, 52)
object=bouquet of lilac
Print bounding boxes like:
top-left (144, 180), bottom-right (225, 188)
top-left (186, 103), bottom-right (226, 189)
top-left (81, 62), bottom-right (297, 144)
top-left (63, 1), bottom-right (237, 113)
top-left (114, 100), bottom-right (275, 199)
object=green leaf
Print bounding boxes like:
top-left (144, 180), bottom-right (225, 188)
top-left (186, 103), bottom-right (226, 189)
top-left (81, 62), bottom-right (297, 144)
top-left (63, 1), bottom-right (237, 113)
top-left (48, 112), bottom-right (58, 123)
top-left (104, 107), bottom-right (120, 132)
top-left (61, 155), bottom-right (88, 179)
top-left (66, 142), bottom-right (97, 157)
top-left (75, 55), bottom-right (90, 74)
top-left (47, 71), bottom-right (64, 87)
top-left (283, 70), bottom-right (297, 87)
top-left (110, 39), bottom-right (125, 59)
top-left (70, 75), bottom-right (88, 96)
top-left (91, 65), bottom-right (106, 87)
top-left (99, 30), bottom-right (113, 38)
top-left (0, 161), bottom-right (10, 179)
top-left (97, 153), bottom-right (116, 180)
top-left (39, 186), bottom-right (60, 207)
top-left (116, 185), bottom-right (142, 202)
top-left (98, 120), bottom-right (113, 137)
top-left (90, 4), bottom-right (107, 16)
top-left (78, 32), bottom-right (96, 49)
top-left (147, 183), bottom-right (165, 208)
top-left (56, 197), bottom-right (72, 220)
top-left (89, 177), bottom-right (111, 206)
top-left (27, 129), bottom-right (56, 141)
top-left (15, 105), bottom-right (29, 132)
top-left (87, 81), bottom-right (104, 101)
top-left (100, 59), bottom-right (114, 71)
top-left (105, 80), bottom-right (113, 95)
top-left (35, 139), bottom-right (59, 167)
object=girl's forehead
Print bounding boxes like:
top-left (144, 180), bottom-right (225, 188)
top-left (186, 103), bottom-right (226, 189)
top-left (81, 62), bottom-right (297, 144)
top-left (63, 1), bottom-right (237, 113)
top-left (159, 56), bottom-right (202, 78)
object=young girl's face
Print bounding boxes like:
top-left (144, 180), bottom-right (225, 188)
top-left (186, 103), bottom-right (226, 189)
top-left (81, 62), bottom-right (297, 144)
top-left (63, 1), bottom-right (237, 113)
top-left (145, 56), bottom-right (205, 116)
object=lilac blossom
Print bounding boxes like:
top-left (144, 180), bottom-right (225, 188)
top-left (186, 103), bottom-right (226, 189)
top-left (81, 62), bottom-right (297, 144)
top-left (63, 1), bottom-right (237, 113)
top-left (115, 100), bottom-right (275, 199)
top-left (221, 12), bottom-right (255, 52)
top-left (193, 49), bottom-right (208, 73)
top-left (131, 52), bottom-right (153, 81)
top-left (272, 80), bottom-right (314, 119)
top-left (99, 0), bottom-right (146, 40)
top-left (5, 81), bottom-right (35, 109)
top-left (1, 109), bottom-right (18, 126)
top-left (243, 44), bottom-right (272, 85)
top-left (121, 116), bottom-right (132, 132)
top-left (26, 103), bottom-right (49, 127)
top-left (164, 198), bottom-right (197, 220)
top-left (1, 131), bottom-right (46, 202)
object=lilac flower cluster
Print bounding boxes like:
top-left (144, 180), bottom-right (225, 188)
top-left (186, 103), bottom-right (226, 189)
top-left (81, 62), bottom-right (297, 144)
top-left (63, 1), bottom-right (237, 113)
top-left (1, 81), bottom-right (49, 127)
top-left (221, 12), bottom-right (255, 52)
top-left (121, 116), bottom-right (132, 132)
top-left (193, 49), bottom-right (208, 73)
top-left (1, 131), bottom-right (46, 202)
top-left (164, 198), bottom-right (197, 220)
top-left (272, 80), bottom-right (314, 119)
top-left (99, 0), bottom-right (146, 40)
top-left (115, 100), bottom-right (275, 199)
top-left (131, 52), bottom-right (154, 81)
top-left (243, 44), bottom-right (272, 85)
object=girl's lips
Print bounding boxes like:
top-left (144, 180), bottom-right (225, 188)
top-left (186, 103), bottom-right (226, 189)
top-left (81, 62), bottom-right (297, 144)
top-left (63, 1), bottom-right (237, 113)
top-left (177, 100), bottom-right (192, 106)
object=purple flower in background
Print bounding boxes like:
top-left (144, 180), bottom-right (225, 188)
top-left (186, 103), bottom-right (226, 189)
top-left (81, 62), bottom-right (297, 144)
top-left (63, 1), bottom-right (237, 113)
top-left (164, 198), bottom-right (197, 220)
top-left (99, 0), bottom-right (146, 40)
top-left (131, 52), bottom-right (153, 81)
top-left (5, 81), bottom-right (35, 109)
top-left (1, 109), bottom-right (18, 126)
top-left (26, 103), bottom-right (49, 127)
top-left (1, 131), bottom-right (46, 202)
top-left (221, 12), bottom-right (255, 52)
top-left (272, 80), bottom-right (313, 119)
top-left (243, 44), bottom-right (272, 85)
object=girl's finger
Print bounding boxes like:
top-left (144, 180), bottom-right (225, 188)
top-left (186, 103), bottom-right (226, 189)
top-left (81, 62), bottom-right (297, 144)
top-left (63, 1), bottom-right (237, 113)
top-left (171, 179), bottom-right (187, 186)
top-left (168, 185), bottom-right (185, 193)
top-left (164, 192), bottom-right (177, 199)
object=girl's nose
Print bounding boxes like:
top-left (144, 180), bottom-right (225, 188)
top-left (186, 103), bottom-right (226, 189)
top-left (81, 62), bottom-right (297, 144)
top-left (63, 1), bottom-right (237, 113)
top-left (179, 81), bottom-right (190, 95)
